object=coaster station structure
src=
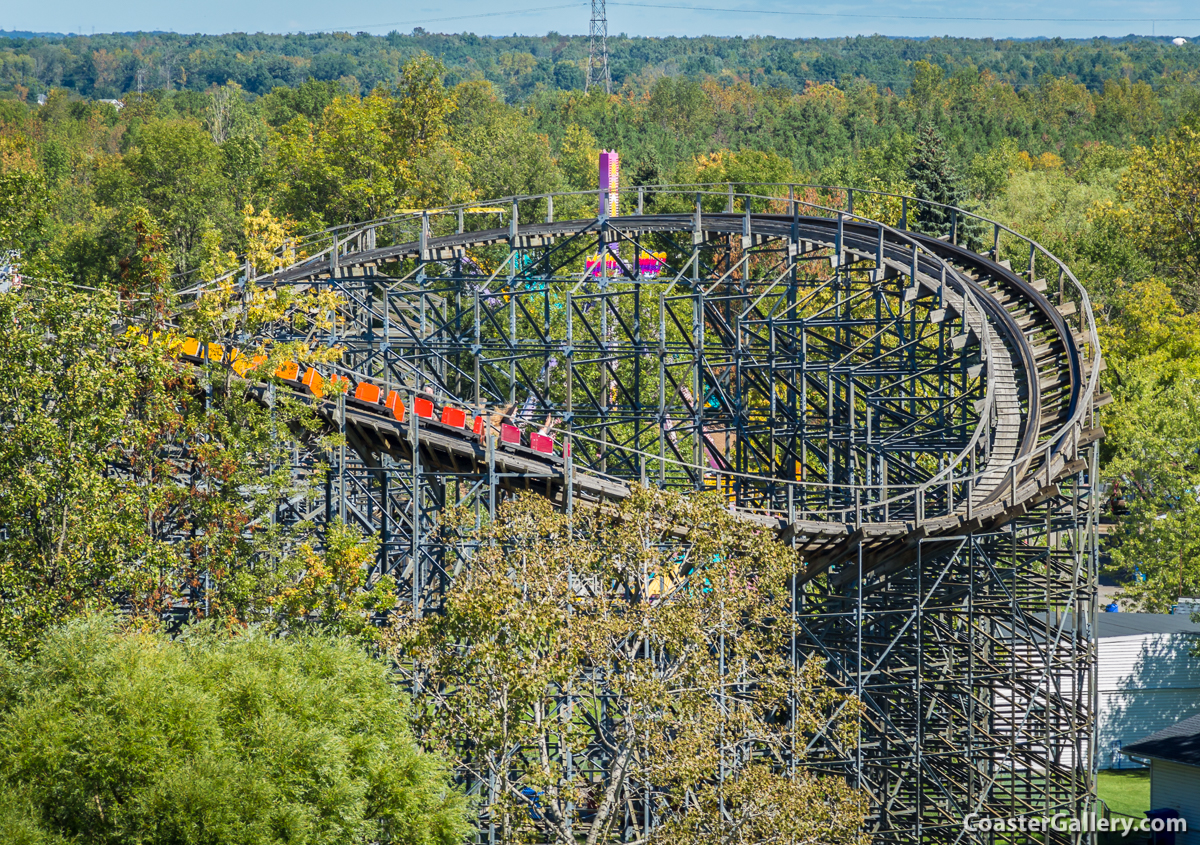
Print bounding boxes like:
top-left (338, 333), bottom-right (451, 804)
top-left (178, 183), bottom-right (1103, 843)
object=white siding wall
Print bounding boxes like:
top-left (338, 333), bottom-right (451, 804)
top-left (1098, 634), bottom-right (1200, 769)
top-left (990, 637), bottom-right (1091, 769)
top-left (1149, 760), bottom-right (1200, 845)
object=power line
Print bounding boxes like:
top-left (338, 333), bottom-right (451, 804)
top-left (303, 4), bottom-right (584, 34)
top-left (295, 0), bottom-right (1200, 37)
top-left (608, 1), bottom-right (1200, 23)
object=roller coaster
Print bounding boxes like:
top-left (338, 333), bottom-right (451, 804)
top-left (177, 184), bottom-right (1102, 843)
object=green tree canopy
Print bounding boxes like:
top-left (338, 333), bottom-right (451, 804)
top-left (0, 134), bottom-right (49, 256)
top-left (1099, 126), bottom-right (1200, 304)
top-left (269, 56), bottom-right (470, 227)
top-left (117, 118), bottom-right (233, 272)
top-left (1100, 278), bottom-right (1200, 610)
top-left (0, 617), bottom-right (470, 845)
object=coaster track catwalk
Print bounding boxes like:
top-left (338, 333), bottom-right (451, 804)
top-left (176, 185), bottom-right (1103, 843)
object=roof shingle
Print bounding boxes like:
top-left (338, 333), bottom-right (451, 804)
top-left (1123, 712), bottom-right (1200, 767)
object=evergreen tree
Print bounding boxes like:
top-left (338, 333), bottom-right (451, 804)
top-left (906, 123), bottom-right (965, 235)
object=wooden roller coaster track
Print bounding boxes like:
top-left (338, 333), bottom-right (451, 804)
top-left (168, 184), bottom-right (1102, 843)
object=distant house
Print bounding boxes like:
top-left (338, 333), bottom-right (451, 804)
top-left (1122, 713), bottom-right (1200, 844)
top-left (1098, 613), bottom-right (1200, 769)
top-left (98, 98), bottom-right (124, 110)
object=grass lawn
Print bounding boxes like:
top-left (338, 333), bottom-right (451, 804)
top-left (1098, 768), bottom-right (1151, 819)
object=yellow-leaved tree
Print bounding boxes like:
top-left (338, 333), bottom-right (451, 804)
top-left (1095, 127), bottom-right (1200, 304)
top-left (270, 55), bottom-right (473, 227)
top-left (400, 488), bottom-right (867, 845)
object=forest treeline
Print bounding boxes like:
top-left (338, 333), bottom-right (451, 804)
top-left (2, 29), bottom-right (1200, 102)
top-left (2, 53), bottom-right (1198, 274)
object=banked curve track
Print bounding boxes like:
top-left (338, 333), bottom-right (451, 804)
top-left (194, 194), bottom-right (1101, 597)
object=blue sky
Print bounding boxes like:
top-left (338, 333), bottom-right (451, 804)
top-left (3, 0), bottom-right (1198, 41)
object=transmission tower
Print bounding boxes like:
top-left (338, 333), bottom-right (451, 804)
top-left (586, 0), bottom-right (611, 94)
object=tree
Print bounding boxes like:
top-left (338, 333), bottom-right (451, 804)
top-left (906, 61), bottom-right (948, 119)
top-left (980, 160), bottom-right (1120, 292)
top-left (260, 78), bottom-right (342, 127)
top-left (400, 488), bottom-right (866, 844)
top-left (556, 123), bottom-right (600, 192)
top-left (1100, 278), bottom-right (1200, 610)
top-left (967, 138), bottom-right (1023, 201)
top-left (1097, 127), bottom-right (1200, 304)
top-left (120, 118), bottom-right (232, 273)
top-left (0, 281), bottom-right (181, 655)
top-left (0, 134), bottom-right (49, 257)
top-left (823, 134), bottom-right (915, 226)
top-left (906, 123), bottom-right (965, 235)
top-left (205, 81), bottom-right (254, 144)
top-left (0, 221), bottom-right (393, 654)
top-left (446, 78), bottom-right (566, 221)
top-left (677, 147), bottom-right (795, 189)
top-left (449, 84), bottom-right (561, 207)
top-left (270, 57), bottom-right (471, 228)
top-left (1095, 78), bottom-right (1163, 141)
top-left (0, 616), bottom-right (470, 845)
top-left (1034, 76), bottom-right (1095, 138)
top-left (270, 92), bottom-right (399, 228)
